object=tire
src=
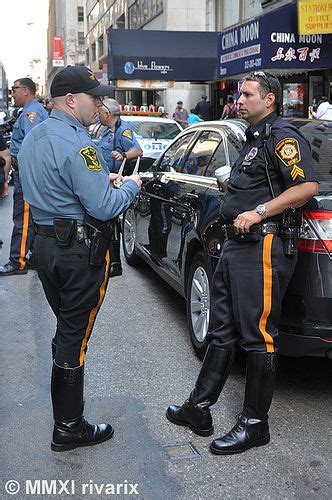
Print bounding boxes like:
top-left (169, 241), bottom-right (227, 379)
top-left (186, 252), bottom-right (212, 360)
top-left (122, 207), bottom-right (142, 266)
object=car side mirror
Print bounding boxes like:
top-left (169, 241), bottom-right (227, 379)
top-left (215, 165), bottom-right (231, 192)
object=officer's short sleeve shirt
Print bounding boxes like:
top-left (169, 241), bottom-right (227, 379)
top-left (220, 112), bottom-right (318, 222)
top-left (10, 98), bottom-right (49, 157)
top-left (98, 120), bottom-right (141, 173)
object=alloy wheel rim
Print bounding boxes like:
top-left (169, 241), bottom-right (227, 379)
top-left (123, 209), bottom-right (136, 256)
top-left (190, 266), bottom-right (210, 343)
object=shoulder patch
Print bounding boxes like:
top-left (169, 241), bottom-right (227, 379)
top-left (122, 129), bottom-right (133, 140)
top-left (27, 112), bottom-right (37, 123)
top-left (275, 137), bottom-right (301, 167)
top-left (79, 147), bottom-right (102, 171)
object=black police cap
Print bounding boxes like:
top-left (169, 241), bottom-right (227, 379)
top-left (50, 66), bottom-right (113, 98)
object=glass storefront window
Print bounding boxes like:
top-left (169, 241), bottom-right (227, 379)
top-left (283, 83), bottom-right (307, 118)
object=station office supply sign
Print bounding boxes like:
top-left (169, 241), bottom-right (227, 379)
top-left (298, 0), bottom-right (332, 34)
top-left (217, 2), bottom-right (332, 77)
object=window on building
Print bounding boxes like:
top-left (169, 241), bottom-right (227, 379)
top-left (91, 42), bottom-right (96, 61)
top-left (117, 14), bottom-right (125, 29)
top-left (78, 32), bottom-right (85, 46)
top-left (78, 6), bottom-right (84, 23)
top-left (129, 0), bottom-right (164, 29)
top-left (98, 35), bottom-right (104, 56)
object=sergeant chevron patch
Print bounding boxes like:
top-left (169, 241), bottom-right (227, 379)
top-left (290, 164), bottom-right (305, 180)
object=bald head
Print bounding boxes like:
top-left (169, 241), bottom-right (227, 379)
top-left (99, 98), bottom-right (121, 127)
top-left (101, 98), bottom-right (121, 116)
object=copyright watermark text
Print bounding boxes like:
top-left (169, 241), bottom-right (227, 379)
top-left (4, 479), bottom-right (139, 496)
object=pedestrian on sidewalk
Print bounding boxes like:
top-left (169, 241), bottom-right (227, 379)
top-left (188, 109), bottom-right (203, 125)
top-left (220, 95), bottom-right (239, 119)
top-left (194, 95), bottom-right (213, 121)
top-left (173, 101), bottom-right (189, 128)
top-left (312, 96), bottom-right (332, 120)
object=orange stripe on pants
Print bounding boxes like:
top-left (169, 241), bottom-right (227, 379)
top-left (18, 202), bottom-right (30, 270)
top-left (258, 234), bottom-right (275, 353)
top-left (79, 250), bottom-right (111, 365)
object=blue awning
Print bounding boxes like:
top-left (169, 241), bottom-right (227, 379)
top-left (107, 29), bottom-right (218, 82)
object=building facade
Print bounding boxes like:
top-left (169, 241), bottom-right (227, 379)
top-left (0, 62), bottom-right (8, 111)
top-left (84, 0), bottom-right (214, 116)
top-left (46, 0), bottom-right (86, 96)
top-left (214, 0), bottom-right (332, 118)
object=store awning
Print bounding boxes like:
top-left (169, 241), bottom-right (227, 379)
top-left (217, 2), bottom-right (332, 78)
top-left (107, 29), bottom-right (218, 82)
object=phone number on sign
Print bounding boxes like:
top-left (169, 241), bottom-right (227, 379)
top-left (244, 58), bottom-right (262, 69)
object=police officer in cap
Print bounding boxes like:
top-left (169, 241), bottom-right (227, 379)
top-left (166, 71), bottom-right (318, 455)
top-left (18, 66), bottom-right (142, 452)
top-left (0, 78), bottom-right (48, 276)
top-left (98, 99), bottom-right (142, 276)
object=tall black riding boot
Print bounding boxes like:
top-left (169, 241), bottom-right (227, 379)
top-left (166, 345), bottom-right (234, 436)
top-left (51, 362), bottom-right (114, 452)
top-left (210, 351), bottom-right (277, 455)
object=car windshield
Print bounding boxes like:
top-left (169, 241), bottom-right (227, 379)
top-left (289, 120), bottom-right (332, 182)
top-left (124, 121), bottom-right (180, 140)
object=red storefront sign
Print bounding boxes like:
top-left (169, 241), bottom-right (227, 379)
top-left (52, 36), bottom-right (64, 67)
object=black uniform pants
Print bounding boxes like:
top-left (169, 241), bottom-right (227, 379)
top-left (9, 171), bottom-right (34, 269)
top-left (207, 234), bottom-right (297, 353)
top-left (33, 234), bottom-right (111, 367)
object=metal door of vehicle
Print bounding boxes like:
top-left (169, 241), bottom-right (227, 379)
top-left (150, 130), bottom-right (227, 280)
top-left (134, 131), bottom-right (197, 261)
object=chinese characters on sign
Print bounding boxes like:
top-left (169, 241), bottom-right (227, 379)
top-left (271, 46), bottom-right (321, 62)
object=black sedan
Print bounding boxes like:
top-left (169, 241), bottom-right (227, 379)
top-left (122, 119), bottom-right (332, 359)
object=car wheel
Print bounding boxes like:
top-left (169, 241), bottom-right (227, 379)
top-left (122, 207), bottom-right (142, 266)
top-left (186, 252), bottom-right (212, 359)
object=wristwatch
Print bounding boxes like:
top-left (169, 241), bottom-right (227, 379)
top-left (255, 204), bottom-right (268, 219)
top-left (122, 152), bottom-right (127, 159)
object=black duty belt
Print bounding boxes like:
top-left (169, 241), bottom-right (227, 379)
top-left (34, 223), bottom-right (86, 243)
top-left (222, 222), bottom-right (280, 241)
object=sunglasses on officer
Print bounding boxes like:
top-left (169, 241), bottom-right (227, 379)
top-left (250, 71), bottom-right (273, 94)
top-left (11, 86), bottom-right (27, 92)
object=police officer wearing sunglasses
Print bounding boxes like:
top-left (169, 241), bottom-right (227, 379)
top-left (167, 72), bottom-right (318, 455)
top-left (0, 78), bottom-right (48, 276)
top-left (18, 66), bottom-right (141, 452)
